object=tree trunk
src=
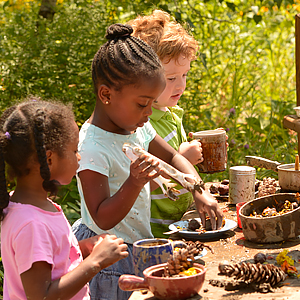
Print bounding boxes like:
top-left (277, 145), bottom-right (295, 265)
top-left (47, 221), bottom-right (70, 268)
top-left (38, 0), bottom-right (57, 21)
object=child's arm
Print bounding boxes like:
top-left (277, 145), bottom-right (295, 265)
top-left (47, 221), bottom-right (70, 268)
top-left (20, 234), bottom-right (128, 300)
top-left (78, 155), bottom-right (162, 230)
top-left (178, 140), bottom-right (204, 166)
top-left (149, 134), bottom-right (224, 230)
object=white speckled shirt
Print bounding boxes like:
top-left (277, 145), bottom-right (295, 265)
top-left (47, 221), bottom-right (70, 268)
top-left (76, 121), bottom-right (156, 244)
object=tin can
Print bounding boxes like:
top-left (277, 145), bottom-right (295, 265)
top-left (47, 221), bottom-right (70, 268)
top-left (229, 166), bottom-right (256, 204)
top-left (192, 129), bottom-right (227, 173)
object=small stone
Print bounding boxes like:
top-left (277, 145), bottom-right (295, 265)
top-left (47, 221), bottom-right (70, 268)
top-left (254, 253), bottom-right (267, 264)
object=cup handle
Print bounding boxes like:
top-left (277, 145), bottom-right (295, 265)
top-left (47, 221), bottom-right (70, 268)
top-left (118, 274), bottom-right (148, 291)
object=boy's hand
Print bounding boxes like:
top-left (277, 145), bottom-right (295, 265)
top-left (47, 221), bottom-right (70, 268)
top-left (89, 234), bottom-right (128, 270)
top-left (189, 130), bottom-right (228, 161)
top-left (178, 140), bottom-right (203, 166)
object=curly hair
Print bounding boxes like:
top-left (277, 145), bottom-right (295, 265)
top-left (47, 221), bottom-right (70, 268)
top-left (92, 23), bottom-right (163, 93)
top-left (129, 10), bottom-right (198, 63)
top-left (0, 97), bottom-right (76, 220)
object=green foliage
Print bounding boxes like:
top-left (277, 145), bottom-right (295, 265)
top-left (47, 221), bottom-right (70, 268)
top-left (0, 0), bottom-right (299, 294)
top-left (55, 177), bottom-right (81, 225)
top-left (0, 0), bottom-right (298, 205)
top-left (0, 0), bottom-right (298, 212)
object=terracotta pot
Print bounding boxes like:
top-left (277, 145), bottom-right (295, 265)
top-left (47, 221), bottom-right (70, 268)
top-left (119, 263), bottom-right (206, 300)
top-left (239, 193), bottom-right (300, 243)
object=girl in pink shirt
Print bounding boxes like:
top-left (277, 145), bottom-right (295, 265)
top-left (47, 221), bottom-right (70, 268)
top-left (0, 98), bottom-right (128, 300)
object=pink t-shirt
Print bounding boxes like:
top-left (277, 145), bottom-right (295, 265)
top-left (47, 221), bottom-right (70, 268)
top-left (1, 200), bottom-right (90, 300)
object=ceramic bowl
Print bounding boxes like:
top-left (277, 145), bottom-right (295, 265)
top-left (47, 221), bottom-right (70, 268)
top-left (239, 193), bottom-right (300, 243)
top-left (119, 263), bottom-right (206, 300)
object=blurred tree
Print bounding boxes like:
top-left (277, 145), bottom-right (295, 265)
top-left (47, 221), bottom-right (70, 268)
top-left (38, 0), bottom-right (57, 20)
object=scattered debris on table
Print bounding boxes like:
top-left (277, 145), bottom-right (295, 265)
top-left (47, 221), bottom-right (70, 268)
top-left (254, 252), bottom-right (266, 264)
top-left (186, 217), bottom-right (225, 233)
top-left (209, 179), bottom-right (229, 196)
top-left (181, 239), bottom-right (214, 254)
top-left (257, 177), bottom-right (279, 197)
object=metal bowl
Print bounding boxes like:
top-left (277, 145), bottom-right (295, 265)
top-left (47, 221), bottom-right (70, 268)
top-left (294, 106), bottom-right (300, 117)
top-left (239, 193), bottom-right (300, 243)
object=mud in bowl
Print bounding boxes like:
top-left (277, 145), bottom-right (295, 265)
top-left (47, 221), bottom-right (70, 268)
top-left (192, 129), bottom-right (227, 173)
top-left (132, 238), bottom-right (173, 277)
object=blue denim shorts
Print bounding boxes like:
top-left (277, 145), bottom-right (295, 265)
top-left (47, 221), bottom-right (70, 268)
top-left (72, 219), bottom-right (134, 300)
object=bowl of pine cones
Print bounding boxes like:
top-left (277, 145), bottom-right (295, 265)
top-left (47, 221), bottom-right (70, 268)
top-left (239, 193), bottom-right (300, 243)
top-left (119, 246), bottom-right (206, 299)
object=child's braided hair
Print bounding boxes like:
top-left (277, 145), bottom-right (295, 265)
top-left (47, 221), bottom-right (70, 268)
top-left (0, 97), bottom-right (76, 220)
top-left (92, 23), bottom-right (163, 93)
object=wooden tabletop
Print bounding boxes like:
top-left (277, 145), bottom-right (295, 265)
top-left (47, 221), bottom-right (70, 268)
top-left (128, 201), bottom-right (300, 300)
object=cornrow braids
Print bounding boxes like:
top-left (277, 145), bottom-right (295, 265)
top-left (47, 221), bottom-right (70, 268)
top-left (0, 141), bottom-right (9, 221)
top-left (33, 109), bottom-right (59, 195)
top-left (92, 23), bottom-right (163, 93)
top-left (0, 98), bottom-right (76, 220)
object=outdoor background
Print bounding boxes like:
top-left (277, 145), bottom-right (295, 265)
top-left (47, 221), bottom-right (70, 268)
top-left (0, 0), bottom-right (299, 294)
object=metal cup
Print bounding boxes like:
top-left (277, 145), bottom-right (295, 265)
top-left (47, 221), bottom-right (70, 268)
top-left (229, 166), bottom-right (256, 204)
top-left (192, 129), bottom-right (227, 173)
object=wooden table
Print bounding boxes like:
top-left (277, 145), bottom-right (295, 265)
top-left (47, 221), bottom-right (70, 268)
top-left (129, 201), bottom-right (300, 300)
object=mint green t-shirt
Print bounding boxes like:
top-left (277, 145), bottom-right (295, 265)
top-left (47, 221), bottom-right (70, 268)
top-left (76, 121), bottom-right (156, 244)
top-left (149, 106), bottom-right (194, 237)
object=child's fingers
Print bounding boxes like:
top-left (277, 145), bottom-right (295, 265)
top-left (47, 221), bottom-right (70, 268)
top-left (133, 156), bottom-right (160, 174)
top-left (189, 139), bottom-right (202, 147)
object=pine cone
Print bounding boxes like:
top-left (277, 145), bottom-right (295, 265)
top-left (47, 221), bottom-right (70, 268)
top-left (183, 239), bottom-right (214, 255)
top-left (164, 248), bottom-right (194, 277)
top-left (257, 177), bottom-right (278, 197)
top-left (218, 262), bottom-right (286, 286)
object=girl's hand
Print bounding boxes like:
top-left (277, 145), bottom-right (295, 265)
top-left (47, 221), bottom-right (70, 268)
top-left (193, 189), bottom-right (224, 231)
top-left (128, 154), bottom-right (162, 187)
top-left (79, 234), bottom-right (108, 259)
top-left (89, 234), bottom-right (128, 270)
top-left (178, 140), bottom-right (203, 166)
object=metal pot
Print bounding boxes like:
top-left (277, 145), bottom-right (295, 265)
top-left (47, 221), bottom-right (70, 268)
top-left (245, 156), bottom-right (300, 192)
top-left (119, 263), bottom-right (206, 300)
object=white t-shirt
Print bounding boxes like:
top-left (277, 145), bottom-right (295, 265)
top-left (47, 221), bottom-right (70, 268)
top-left (77, 121), bottom-right (156, 244)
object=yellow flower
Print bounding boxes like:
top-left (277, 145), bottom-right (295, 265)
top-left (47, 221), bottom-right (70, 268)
top-left (261, 6), bottom-right (269, 13)
top-left (179, 267), bottom-right (197, 276)
top-left (276, 250), bottom-right (294, 266)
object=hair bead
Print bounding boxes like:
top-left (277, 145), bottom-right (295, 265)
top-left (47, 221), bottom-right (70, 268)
top-left (4, 132), bottom-right (11, 139)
